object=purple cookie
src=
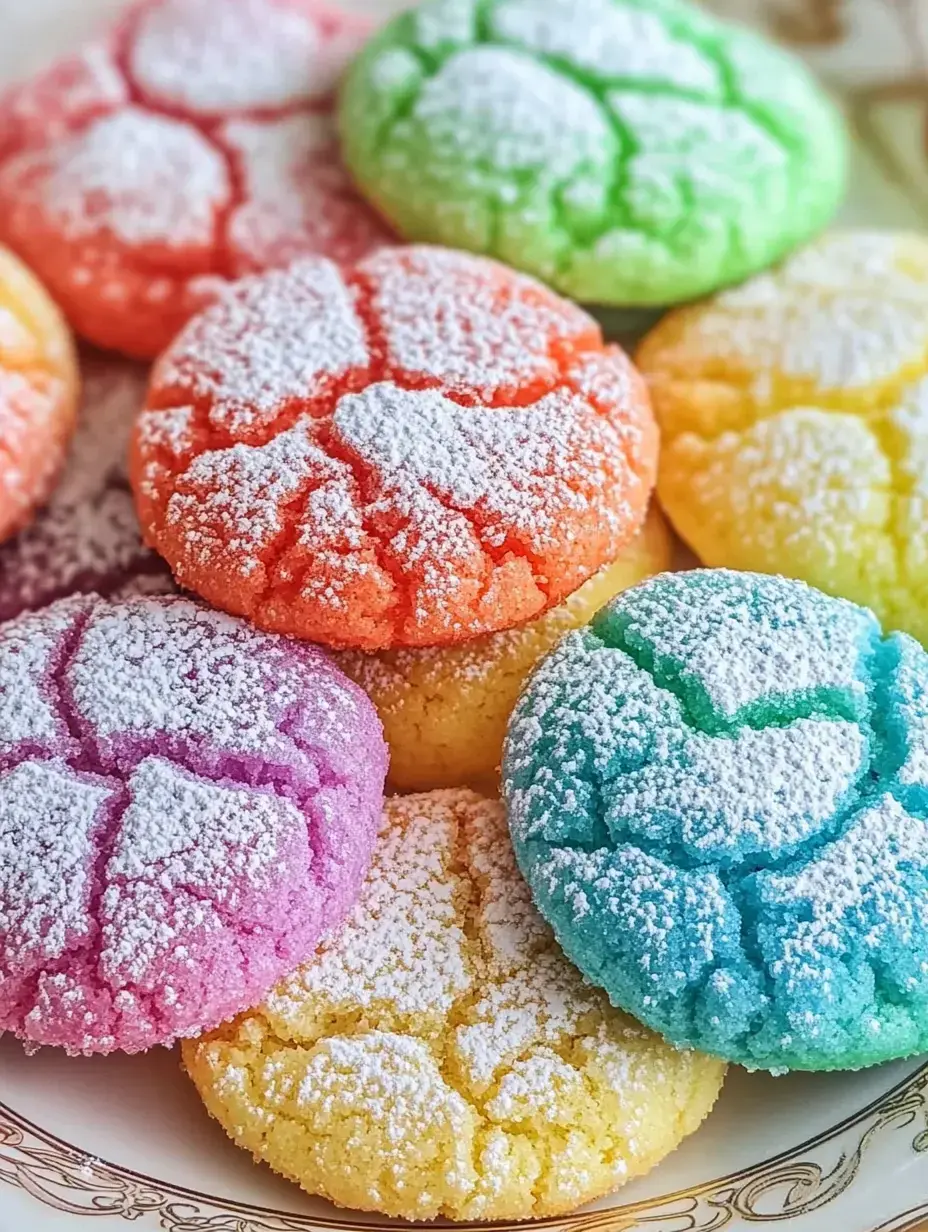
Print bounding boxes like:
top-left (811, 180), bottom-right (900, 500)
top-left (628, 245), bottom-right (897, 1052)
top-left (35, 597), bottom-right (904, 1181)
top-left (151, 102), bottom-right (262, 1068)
top-left (0, 358), bottom-right (173, 621)
top-left (0, 593), bottom-right (387, 1055)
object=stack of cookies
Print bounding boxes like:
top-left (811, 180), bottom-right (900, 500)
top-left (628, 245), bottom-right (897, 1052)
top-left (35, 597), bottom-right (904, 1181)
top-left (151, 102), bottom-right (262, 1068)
top-left (0, 0), bottom-right (926, 1224)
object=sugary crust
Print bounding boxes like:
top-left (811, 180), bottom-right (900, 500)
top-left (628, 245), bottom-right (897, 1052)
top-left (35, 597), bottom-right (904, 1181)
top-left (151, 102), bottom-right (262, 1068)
top-left (131, 247), bottom-right (657, 650)
top-left (0, 593), bottom-right (386, 1055)
top-left (184, 790), bottom-right (724, 1221)
top-left (0, 0), bottom-right (393, 358)
top-left (639, 230), bottom-right (928, 644)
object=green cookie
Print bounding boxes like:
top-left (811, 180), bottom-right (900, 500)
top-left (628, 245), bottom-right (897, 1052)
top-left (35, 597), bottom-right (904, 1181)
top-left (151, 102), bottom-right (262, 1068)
top-left (339, 0), bottom-right (848, 306)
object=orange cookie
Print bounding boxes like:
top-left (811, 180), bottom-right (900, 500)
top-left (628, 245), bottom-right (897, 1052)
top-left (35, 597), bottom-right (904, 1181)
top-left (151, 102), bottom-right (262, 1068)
top-left (0, 244), bottom-right (78, 543)
top-left (131, 246), bottom-right (657, 650)
top-left (0, 0), bottom-right (393, 360)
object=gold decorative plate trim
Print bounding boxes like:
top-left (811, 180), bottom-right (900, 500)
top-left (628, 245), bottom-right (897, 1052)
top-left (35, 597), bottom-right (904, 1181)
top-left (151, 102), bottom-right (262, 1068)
top-left (0, 1062), bottom-right (926, 1232)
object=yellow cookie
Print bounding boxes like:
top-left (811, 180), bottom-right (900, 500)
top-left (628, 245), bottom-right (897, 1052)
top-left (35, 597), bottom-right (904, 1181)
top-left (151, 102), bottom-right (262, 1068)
top-left (638, 230), bottom-right (928, 643)
top-left (184, 791), bottom-right (724, 1222)
top-left (336, 505), bottom-right (672, 793)
top-left (0, 245), bottom-right (78, 543)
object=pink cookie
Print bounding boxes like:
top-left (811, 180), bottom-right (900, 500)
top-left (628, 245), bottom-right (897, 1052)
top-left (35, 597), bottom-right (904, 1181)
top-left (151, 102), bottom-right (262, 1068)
top-left (0, 358), bottom-right (174, 621)
top-left (0, 0), bottom-right (394, 359)
top-left (0, 593), bottom-right (387, 1055)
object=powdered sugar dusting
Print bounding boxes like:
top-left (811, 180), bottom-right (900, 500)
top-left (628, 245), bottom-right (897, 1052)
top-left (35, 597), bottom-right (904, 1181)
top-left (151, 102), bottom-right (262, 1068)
top-left (185, 790), bottom-right (722, 1220)
top-left (129, 0), bottom-right (334, 115)
top-left (155, 259), bottom-right (369, 435)
top-left (504, 568), bottom-right (928, 1070)
top-left (223, 112), bottom-right (394, 273)
top-left (0, 0), bottom-right (387, 358)
top-left (1, 107), bottom-right (230, 248)
top-left (0, 592), bottom-right (387, 1053)
top-left (491, 0), bottom-right (721, 94)
top-left (135, 246), bottom-right (653, 649)
top-left (0, 759), bottom-right (114, 966)
top-left (361, 245), bottom-right (596, 402)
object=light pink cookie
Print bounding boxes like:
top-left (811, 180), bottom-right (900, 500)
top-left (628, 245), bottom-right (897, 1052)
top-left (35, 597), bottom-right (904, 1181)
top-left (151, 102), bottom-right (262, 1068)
top-left (0, 0), bottom-right (393, 359)
top-left (0, 358), bottom-right (173, 620)
top-left (0, 593), bottom-right (387, 1055)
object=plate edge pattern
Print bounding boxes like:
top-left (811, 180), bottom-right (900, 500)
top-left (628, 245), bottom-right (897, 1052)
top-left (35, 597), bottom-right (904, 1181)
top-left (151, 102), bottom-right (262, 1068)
top-left (0, 1063), bottom-right (925, 1232)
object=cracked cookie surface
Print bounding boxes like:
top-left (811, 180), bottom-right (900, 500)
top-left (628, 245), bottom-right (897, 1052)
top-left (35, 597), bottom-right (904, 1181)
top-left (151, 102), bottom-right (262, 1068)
top-left (0, 593), bottom-right (387, 1055)
top-left (639, 231), bottom-right (928, 645)
top-left (0, 358), bottom-right (173, 620)
top-left (131, 245), bottom-right (656, 650)
top-left (183, 789), bottom-right (724, 1221)
top-left (0, 0), bottom-right (394, 359)
top-left (337, 504), bottom-right (670, 792)
top-left (503, 568), bottom-right (928, 1071)
top-left (338, 0), bottom-right (846, 306)
top-left (0, 243), bottom-right (78, 544)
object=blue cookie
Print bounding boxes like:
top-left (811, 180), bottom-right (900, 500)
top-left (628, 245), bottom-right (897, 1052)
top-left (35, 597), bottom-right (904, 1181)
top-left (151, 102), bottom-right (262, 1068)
top-left (503, 569), bottom-right (928, 1071)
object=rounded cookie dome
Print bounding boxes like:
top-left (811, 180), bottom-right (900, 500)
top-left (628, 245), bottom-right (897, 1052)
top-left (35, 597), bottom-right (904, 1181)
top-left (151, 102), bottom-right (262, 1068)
top-left (504, 568), bottom-right (928, 1071)
top-left (131, 245), bottom-right (656, 650)
top-left (0, 593), bottom-right (386, 1055)
top-left (639, 230), bottom-right (928, 645)
top-left (339, 0), bottom-right (847, 306)
top-left (184, 789), bottom-right (724, 1220)
top-left (0, 0), bottom-right (393, 358)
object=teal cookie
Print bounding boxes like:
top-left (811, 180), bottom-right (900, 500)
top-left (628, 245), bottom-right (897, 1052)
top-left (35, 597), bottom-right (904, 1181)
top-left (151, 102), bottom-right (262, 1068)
top-left (503, 570), bottom-right (928, 1072)
top-left (339, 0), bottom-right (847, 306)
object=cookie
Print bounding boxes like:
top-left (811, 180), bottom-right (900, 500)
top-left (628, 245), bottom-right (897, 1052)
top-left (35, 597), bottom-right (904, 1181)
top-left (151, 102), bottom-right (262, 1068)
top-left (338, 0), bottom-right (847, 307)
top-left (0, 0), bottom-right (393, 359)
top-left (0, 358), bottom-right (174, 621)
top-left (0, 243), bottom-right (78, 543)
top-left (131, 245), bottom-right (657, 651)
top-left (338, 504), bottom-right (671, 792)
top-left (0, 593), bottom-right (386, 1055)
top-left (504, 568), bottom-right (928, 1072)
top-left (638, 230), bottom-right (928, 645)
top-left (183, 790), bottom-right (724, 1220)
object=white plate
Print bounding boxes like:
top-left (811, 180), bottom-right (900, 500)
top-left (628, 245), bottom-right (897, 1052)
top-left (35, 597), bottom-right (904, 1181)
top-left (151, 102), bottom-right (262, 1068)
top-left (1, 2), bottom-right (927, 1230)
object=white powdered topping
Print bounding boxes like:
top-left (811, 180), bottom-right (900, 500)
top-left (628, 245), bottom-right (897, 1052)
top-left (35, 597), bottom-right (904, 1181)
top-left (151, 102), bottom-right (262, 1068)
top-left (491, 0), bottom-right (721, 94)
top-left (267, 797), bottom-right (470, 1025)
top-left (167, 419), bottom-right (332, 570)
top-left (615, 570), bottom-right (874, 721)
top-left (65, 596), bottom-right (300, 754)
top-left (333, 381), bottom-right (614, 553)
top-left (223, 112), bottom-right (340, 267)
top-left (888, 376), bottom-right (928, 497)
top-left (0, 600), bottom-right (86, 755)
top-left (6, 107), bottom-right (230, 248)
top-left (397, 45), bottom-right (616, 200)
top-left (719, 231), bottom-right (928, 305)
top-left (760, 793), bottom-right (928, 967)
top-left (129, 0), bottom-right (333, 114)
top-left (360, 245), bottom-right (594, 398)
top-left (674, 233), bottom-right (928, 398)
top-left (102, 756), bottom-right (302, 981)
top-left (158, 259), bottom-right (369, 433)
top-left (606, 718), bottom-right (866, 860)
top-left (1, 43), bottom-right (128, 149)
top-left (415, 0), bottom-right (481, 50)
top-left (0, 760), bottom-right (115, 965)
top-left (882, 634), bottom-right (928, 791)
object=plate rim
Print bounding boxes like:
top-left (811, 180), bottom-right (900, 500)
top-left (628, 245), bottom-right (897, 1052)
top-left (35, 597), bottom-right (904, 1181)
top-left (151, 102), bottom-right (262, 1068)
top-left (1, 1058), bottom-right (926, 1231)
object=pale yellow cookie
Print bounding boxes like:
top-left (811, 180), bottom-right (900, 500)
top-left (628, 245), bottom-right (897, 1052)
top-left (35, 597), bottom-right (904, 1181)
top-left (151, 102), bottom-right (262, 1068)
top-left (638, 230), bottom-right (928, 642)
top-left (183, 791), bottom-right (724, 1222)
top-left (336, 505), bottom-right (672, 792)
